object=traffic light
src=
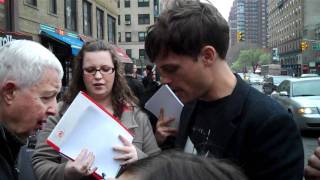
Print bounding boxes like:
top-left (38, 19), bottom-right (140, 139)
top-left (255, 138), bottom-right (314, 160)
top-left (237, 32), bottom-right (245, 42)
top-left (301, 41), bottom-right (308, 51)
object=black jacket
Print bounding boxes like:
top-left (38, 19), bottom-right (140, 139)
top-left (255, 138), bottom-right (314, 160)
top-left (0, 125), bottom-right (23, 180)
top-left (175, 76), bottom-right (304, 180)
top-left (125, 76), bottom-right (145, 103)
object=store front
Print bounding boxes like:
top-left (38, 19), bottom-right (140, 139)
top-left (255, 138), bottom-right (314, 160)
top-left (0, 31), bottom-right (32, 47)
top-left (39, 24), bottom-right (83, 88)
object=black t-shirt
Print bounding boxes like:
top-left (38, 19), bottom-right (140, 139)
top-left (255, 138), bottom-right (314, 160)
top-left (189, 95), bottom-right (231, 157)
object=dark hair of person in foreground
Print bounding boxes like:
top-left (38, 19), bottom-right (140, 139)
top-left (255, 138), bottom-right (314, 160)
top-left (120, 150), bottom-right (248, 180)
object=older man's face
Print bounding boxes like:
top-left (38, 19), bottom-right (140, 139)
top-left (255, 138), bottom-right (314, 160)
top-left (6, 68), bottom-right (61, 140)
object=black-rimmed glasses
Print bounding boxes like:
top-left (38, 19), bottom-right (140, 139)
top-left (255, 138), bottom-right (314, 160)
top-left (83, 65), bottom-right (115, 76)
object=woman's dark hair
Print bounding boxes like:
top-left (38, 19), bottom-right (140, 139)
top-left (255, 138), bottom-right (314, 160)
top-left (62, 40), bottom-right (138, 118)
top-left (145, 0), bottom-right (229, 62)
top-left (122, 150), bottom-right (247, 180)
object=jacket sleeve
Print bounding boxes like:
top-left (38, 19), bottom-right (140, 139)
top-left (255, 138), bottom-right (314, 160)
top-left (133, 108), bottom-right (161, 159)
top-left (32, 114), bottom-right (67, 180)
top-left (246, 113), bottom-right (304, 180)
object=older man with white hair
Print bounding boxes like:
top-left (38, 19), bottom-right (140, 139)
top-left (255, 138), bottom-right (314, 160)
top-left (0, 40), bottom-right (63, 180)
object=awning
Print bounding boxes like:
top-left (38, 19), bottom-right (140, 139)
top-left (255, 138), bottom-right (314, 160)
top-left (39, 24), bottom-right (83, 56)
top-left (115, 47), bottom-right (132, 63)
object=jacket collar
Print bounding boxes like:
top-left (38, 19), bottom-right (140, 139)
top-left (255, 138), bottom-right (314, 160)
top-left (177, 74), bottom-right (250, 156)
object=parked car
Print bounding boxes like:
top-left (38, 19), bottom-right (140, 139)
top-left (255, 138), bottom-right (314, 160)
top-left (262, 75), bottom-right (292, 95)
top-left (270, 77), bottom-right (320, 131)
top-left (248, 73), bottom-right (264, 85)
top-left (300, 73), bottom-right (320, 78)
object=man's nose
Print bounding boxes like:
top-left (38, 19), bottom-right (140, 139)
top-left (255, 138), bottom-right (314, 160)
top-left (47, 99), bottom-right (58, 116)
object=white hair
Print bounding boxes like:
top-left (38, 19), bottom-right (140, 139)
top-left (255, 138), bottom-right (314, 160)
top-left (0, 40), bottom-right (64, 88)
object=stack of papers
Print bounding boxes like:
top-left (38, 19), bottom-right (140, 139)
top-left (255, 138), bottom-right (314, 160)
top-left (144, 84), bottom-right (184, 128)
top-left (47, 92), bottom-right (133, 179)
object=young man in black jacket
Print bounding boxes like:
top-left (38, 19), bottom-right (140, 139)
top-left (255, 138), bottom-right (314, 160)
top-left (145, 0), bottom-right (304, 179)
top-left (0, 40), bottom-right (63, 180)
top-left (124, 63), bottom-right (145, 103)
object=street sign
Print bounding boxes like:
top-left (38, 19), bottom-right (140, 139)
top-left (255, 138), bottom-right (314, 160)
top-left (272, 48), bottom-right (279, 61)
top-left (312, 42), bottom-right (320, 51)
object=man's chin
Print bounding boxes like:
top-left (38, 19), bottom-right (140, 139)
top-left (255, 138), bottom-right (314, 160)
top-left (179, 94), bottom-right (193, 104)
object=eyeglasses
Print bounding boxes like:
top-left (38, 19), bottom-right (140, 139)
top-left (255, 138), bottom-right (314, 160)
top-left (83, 65), bottom-right (115, 76)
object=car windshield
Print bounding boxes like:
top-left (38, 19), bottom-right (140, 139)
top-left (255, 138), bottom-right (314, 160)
top-left (292, 80), bottom-right (320, 97)
top-left (273, 76), bottom-right (292, 85)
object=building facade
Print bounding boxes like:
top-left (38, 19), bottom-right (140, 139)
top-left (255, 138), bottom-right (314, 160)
top-left (2, 0), bottom-right (118, 86)
top-left (268, 0), bottom-right (320, 75)
top-left (15, 0), bottom-right (118, 42)
top-left (0, 0), bottom-right (32, 46)
top-left (0, 0), bottom-right (7, 30)
top-left (117, 0), bottom-right (159, 68)
top-left (229, 0), bottom-right (268, 48)
top-left (301, 0), bottom-right (320, 73)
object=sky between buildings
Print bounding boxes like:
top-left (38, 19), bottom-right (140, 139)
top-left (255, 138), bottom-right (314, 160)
top-left (206, 0), bottom-right (234, 20)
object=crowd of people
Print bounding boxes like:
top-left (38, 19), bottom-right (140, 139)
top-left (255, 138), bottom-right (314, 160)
top-left (1, 0), bottom-right (320, 180)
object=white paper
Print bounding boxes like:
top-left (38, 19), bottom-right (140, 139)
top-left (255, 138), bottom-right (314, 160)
top-left (144, 84), bottom-right (184, 128)
top-left (184, 137), bottom-right (197, 155)
top-left (47, 92), bottom-right (133, 179)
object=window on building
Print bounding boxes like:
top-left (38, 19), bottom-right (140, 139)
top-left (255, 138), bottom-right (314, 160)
top-left (138, 32), bottom-right (147, 42)
top-left (96, 8), bottom-right (104, 39)
top-left (139, 49), bottom-right (145, 60)
top-left (124, 0), bottom-right (130, 8)
top-left (118, 32), bottom-right (121, 42)
top-left (26, 0), bottom-right (37, 6)
top-left (126, 49), bottom-right (132, 58)
top-left (138, 14), bottom-right (150, 24)
top-left (83, 1), bottom-right (92, 36)
top-left (65, 0), bottom-right (77, 31)
top-left (49, 0), bottom-right (57, 14)
top-left (125, 14), bottom-right (131, 25)
top-left (125, 32), bottom-right (131, 42)
top-left (107, 15), bottom-right (116, 44)
top-left (118, 15), bottom-right (120, 25)
top-left (117, 0), bottom-right (120, 8)
top-left (138, 0), bottom-right (149, 7)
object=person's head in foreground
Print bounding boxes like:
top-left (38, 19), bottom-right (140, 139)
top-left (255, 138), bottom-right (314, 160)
top-left (0, 40), bottom-right (63, 142)
top-left (115, 150), bottom-right (247, 180)
top-left (145, 0), bottom-right (232, 103)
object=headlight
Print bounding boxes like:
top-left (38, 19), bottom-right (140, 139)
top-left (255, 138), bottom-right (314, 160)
top-left (297, 107), bottom-right (319, 114)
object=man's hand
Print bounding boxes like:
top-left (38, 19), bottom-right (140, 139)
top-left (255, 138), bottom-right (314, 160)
top-left (305, 137), bottom-right (320, 180)
top-left (113, 135), bottom-right (138, 165)
top-left (64, 149), bottom-right (97, 179)
top-left (155, 108), bottom-right (177, 145)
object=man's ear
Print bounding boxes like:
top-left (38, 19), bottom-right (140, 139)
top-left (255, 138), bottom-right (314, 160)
top-left (1, 81), bottom-right (17, 105)
top-left (199, 46), bottom-right (216, 66)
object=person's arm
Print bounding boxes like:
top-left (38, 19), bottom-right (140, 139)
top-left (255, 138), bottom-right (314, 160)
top-left (134, 108), bottom-right (161, 159)
top-left (155, 108), bottom-right (177, 145)
top-left (32, 114), bottom-right (97, 180)
top-left (304, 137), bottom-right (320, 179)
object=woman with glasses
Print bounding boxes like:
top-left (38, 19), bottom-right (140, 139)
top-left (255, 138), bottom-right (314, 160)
top-left (32, 41), bottom-right (160, 180)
